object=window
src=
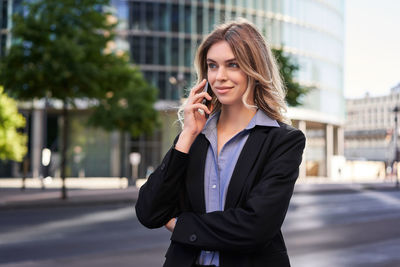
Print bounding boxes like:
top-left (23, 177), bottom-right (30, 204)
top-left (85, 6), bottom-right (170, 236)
top-left (158, 72), bottom-right (166, 99)
top-left (209, 8), bottom-right (215, 31)
top-left (197, 7), bottom-right (203, 34)
top-left (171, 4), bottom-right (179, 32)
top-left (184, 6), bottom-right (191, 33)
top-left (184, 39), bottom-right (191, 67)
top-left (145, 37), bottom-right (154, 64)
top-left (130, 2), bottom-right (140, 30)
top-left (231, 11), bottom-right (237, 20)
top-left (2, 0), bottom-right (8, 29)
top-left (184, 72), bottom-right (191, 96)
top-left (158, 3), bottom-right (168, 31)
top-left (158, 37), bottom-right (166, 65)
top-left (219, 9), bottom-right (225, 22)
top-left (144, 3), bottom-right (155, 30)
top-left (0, 34), bottom-right (6, 57)
top-left (130, 36), bottom-right (140, 63)
top-left (171, 38), bottom-right (179, 66)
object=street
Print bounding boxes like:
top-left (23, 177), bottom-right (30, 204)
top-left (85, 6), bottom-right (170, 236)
top-left (1, 190), bottom-right (400, 267)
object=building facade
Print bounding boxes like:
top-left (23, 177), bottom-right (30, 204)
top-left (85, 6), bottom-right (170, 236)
top-left (345, 83), bottom-right (400, 164)
top-left (1, 0), bottom-right (345, 179)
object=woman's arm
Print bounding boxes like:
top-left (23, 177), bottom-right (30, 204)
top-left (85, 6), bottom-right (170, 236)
top-left (170, 129), bottom-right (306, 252)
top-left (135, 79), bottom-right (212, 229)
top-left (135, 145), bottom-right (189, 229)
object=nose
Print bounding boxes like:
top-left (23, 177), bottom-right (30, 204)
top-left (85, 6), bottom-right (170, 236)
top-left (215, 66), bottom-right (227, 81)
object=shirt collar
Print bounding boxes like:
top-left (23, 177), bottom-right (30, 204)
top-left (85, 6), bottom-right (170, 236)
top-left (201, 109), bottom-right (279, 138)
top-left (245, 108), bottom-right (280, 130)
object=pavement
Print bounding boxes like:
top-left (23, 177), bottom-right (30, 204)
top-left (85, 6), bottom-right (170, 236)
top-left (0, 177), bottom-right (399, 210)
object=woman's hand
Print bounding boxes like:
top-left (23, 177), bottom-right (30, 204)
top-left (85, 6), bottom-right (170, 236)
top-left (165, 218), bottom-right (176, 232)
top-left (175, 79), bottom-right (212, 153)
top-left (183, 79), bottom-right (212, 135)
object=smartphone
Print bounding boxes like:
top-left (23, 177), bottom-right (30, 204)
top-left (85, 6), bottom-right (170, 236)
top-left (201, 81), bottom-right (213, 118)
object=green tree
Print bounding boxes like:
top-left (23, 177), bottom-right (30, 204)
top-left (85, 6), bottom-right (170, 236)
top-left (272, 48), bottom-right (312, 106)
top-left (0, 0), bottom-right (158, 198)
top-left (89, 70), bottom-right (159, 138)
top-left (0, 86), bottom-right (27, 162)
top-left (88, 69), bottom-right (159, 180)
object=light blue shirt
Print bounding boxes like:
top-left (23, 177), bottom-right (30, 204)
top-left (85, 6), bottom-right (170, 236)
top-left (197, 109), bottom-right (279, 266)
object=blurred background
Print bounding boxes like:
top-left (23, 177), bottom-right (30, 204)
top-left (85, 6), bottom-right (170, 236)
top-left (0, 0), bottom-right (399, 266)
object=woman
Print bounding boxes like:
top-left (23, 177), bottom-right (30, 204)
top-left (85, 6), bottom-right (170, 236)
top-left (135, 19), bottom-right (306, 267)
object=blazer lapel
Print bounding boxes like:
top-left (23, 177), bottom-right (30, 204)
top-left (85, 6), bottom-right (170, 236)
top-left (224, 127), bottom-right (269, 210)
top-left (186, 134), bottom-right (208, 213)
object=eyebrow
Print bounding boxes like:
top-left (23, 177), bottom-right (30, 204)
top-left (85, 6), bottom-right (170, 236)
top-left (206, 58), bottom-right (237, 63)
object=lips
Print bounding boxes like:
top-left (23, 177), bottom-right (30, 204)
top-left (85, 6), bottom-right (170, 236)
top-left (215, 86), bottom-right (233, 94)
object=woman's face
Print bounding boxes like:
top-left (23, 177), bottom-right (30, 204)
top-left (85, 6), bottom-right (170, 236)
top-left (206, 41), bottom-right (249, 107)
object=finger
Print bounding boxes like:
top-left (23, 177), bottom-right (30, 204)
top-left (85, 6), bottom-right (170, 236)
top-left (187, 81), bottom-right (208, 104)
top-left (189, 103), bottom-right (211, 114)
top-left (193, 91), bottom-right (212, 104)
top-left (189, 79), bottom-right (207, 96)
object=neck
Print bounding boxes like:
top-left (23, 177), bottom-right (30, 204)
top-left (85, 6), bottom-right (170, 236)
top-left (218, 104), bottom-right (257, 133)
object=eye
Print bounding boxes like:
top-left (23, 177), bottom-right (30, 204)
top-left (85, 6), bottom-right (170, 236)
top-left (228, 62), bottom-right (239, 68)
top-left (207, 63), bottom-right (217, 69)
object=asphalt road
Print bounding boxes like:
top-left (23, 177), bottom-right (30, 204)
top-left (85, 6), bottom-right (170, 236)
top-left (1, 190), bottom-right (400, 267)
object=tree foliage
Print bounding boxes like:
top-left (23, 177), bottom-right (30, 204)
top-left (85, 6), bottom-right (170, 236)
top-left (1, 0), bottom-right (124, 101)
top-left (272, 48), bottom-right (312, 107)
top-left (88, 69), bottom-right (159, 137)
top-left (0, 0), bottom-right (158, 193)
top-left (0, 87), bottom-right (27, 162)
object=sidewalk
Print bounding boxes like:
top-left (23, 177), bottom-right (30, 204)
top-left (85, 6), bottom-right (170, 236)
top-left (0, 187), bottom-right (138, 210)
top-left (0, 177), bottom-right (399, 210)
top-left (294, 180), bottom-right (400, 194)
top-left (0, 177), bottom-right (138, 210)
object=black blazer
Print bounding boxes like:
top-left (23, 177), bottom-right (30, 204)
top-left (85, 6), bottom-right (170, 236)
top-left (136, 122), bottom-right (306, 267)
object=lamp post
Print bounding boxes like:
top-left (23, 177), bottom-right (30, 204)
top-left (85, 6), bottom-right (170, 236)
top-left (393, 106), bottom-right (399, 189)
top-left (20, 110), bottom-right (30, 191)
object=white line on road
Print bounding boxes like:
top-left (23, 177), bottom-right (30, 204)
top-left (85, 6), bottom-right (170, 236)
top-left (0, 207), bottom-right (136, 245)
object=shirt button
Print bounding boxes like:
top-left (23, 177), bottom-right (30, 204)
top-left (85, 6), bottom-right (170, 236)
top-left (189, 234), bottom-right (197, 242)
top-left (212, 184), bottom-right (217, 189)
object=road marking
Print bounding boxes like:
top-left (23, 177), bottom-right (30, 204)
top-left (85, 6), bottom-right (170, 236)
top-left (0, 207), bottom-right (136, 245)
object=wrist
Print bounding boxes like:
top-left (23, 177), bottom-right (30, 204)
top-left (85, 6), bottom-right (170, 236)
top-left (175, 130), bottom-right (197, 153)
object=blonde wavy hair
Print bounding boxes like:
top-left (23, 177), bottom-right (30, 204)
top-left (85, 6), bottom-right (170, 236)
top-left (178, 18), bottom-right (290, 126)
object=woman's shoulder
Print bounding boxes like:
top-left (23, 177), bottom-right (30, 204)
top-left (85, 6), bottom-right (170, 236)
top-left (278, 121), bottom-right (303, 134)
top-left (258, 121), bottom-right (306, 144)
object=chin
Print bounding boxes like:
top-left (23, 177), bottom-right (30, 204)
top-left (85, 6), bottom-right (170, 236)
top-left (217, 98), bottom-right (242, 107)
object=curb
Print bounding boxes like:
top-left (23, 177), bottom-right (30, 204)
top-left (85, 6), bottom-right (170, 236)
top-left (0, 187), bottom-right (139, 211)
top-left (0, 197), bottom-right (137, 211)
top-left (293, 183), bottom-right (400, 195)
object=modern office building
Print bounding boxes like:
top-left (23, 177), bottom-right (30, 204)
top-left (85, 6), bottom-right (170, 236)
top-left (345, 83), bottom-right (400, 164)
top-left (0, 0), bottom-right (345, 179)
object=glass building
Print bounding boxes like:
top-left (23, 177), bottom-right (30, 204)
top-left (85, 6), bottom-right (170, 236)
top-left (110, 0), bottom-right (346, 178)
top-left (0, 0), bottom-right (345, 179)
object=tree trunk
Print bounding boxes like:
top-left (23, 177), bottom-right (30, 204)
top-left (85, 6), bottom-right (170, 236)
top-left (61, 99), bottom-right (68, 199)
